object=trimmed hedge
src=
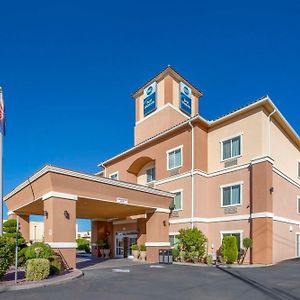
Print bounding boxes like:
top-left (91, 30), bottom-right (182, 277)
top-left (25, 258), bottom-right (50, 281)
top-left (25, 242), bottom-right (54, 260)
top-left (0, 236), bottom-right (14, 280)
top-left (221, 236), bottom-right (238, 264)
top-left (49, 255), bottom-right (62, 275)
top-left (76, 238), bottom-right (90, 253)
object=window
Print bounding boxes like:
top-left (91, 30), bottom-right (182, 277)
top-left (297, 197), bottom-right (300, 214)
top-left (221, 135), bottom-right (241, 161)
top-left (221, 183), bottom-right (242, 207)
top-left (109, 172), bottom-right (119, 180)
top-left (146, 167), bottom-right (155, 183)
top-left (167, 146), bottom-right (182, 170)
top-left (172, 190), bottom-right (183, 211)
top-left (298, 162), bottom-right (300, 178)
top-left (169, 235), bottom-right (179, 247)
top-left (221, 231), bottom-right (242, 251)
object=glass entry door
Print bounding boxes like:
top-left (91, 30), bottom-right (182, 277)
top-left (115, 232), bottom-right (137, 258)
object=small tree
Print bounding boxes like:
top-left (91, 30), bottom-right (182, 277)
top-left (0, 236), bottom-right (14, 280)
top-left (3, 219), bottom-right (25, 245)
top-left (177, 228), bottom-right (207, 262)
top-left (240, 237), bottom-right (253, 264)
top-left (221, 236), bottom-right (238, 264)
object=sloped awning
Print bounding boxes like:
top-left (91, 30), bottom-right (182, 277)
top-left (5, 165), bottom-right (174, 220)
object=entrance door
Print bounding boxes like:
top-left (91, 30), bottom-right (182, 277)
top-left (297, 234), bottom-right (300, 257)
top-left (115, 232), bottom-right (137, 258)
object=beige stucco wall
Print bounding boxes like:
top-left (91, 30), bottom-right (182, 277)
top-left (207, 108), bottom-right (266, 173)
top-left (270, 119), bottom-right (300, 183)
top-left (30, 221), bottom-right (44, 242)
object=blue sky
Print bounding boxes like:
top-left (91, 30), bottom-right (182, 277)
top-left (1, 1), bottom-right (299, 231)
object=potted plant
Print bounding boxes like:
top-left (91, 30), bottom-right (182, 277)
top-left (139, 244), bottom-right (146, 261)
top-left (131, 244), bottom-right (139, 260)
top-left (103, 241), bottom-right (110, 259)
top-left (96, 239), bottom-right (105, 257)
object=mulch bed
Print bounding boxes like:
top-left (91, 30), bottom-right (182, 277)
top-left (0, 267), bottom-right (73, 288)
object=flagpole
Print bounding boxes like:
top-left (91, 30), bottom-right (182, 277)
top-left (0, 87), bottom-right (3, 236)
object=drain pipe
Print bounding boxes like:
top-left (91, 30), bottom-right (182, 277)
top-left (189, 122), bottom-right (195, 229)
top-left (100, 163), bottom-right (107, 177)
top-left (268, 109), bottom-right (277, 156)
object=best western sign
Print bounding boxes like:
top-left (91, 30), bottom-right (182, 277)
top-left (179, 82), bottom-right (192, 116)
top-left (143, 82), bottom-right (157, 116)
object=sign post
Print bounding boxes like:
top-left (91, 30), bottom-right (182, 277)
top-left (15, 215), bottom-right (19, 284)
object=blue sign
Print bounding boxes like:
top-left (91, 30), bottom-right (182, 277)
top-left (179, 82), bottom-right (192, 115)
top-left (143, 82), bottom-right (157, 116)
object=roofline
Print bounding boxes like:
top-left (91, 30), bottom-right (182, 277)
top-left (4, 165), bottom-right (175, 201)
top-left (131, 65), bottom-right (204, 98)
top-left (98, 96), bottom-right (299, 166)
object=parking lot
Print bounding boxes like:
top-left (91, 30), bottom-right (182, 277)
top-left (2, 258), bottom-right (300, 300)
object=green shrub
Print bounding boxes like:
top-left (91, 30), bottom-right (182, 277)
top-left (205, 254), bottom-right (213, 265)
top-left (172, 248), bottom-right (180, 260)
top-left (25, 258), bottom-right (50, 281)
top-left (25, 242), bottom-right (54, 260)
top-left (3, 219), bottom-right (25, 245)
top-left (243, 237), bottom-right (253, 249)
top-left (177, 228), bottom-right (207, 262)
top-left (139, 244), bottom-right (146, 252)
top-left (96, 239), bottom-right (105, 248)
top-left (131, 244), bottom-right (139, 251)
top-left (18, 246), bottom-right (28, 267)
top-left (49, 255), bottom-right (62, 275)
top-left (0, 236), bottom-right (14, 280)
top-left (221, 236), bottom-right (238, 264)
top-left (76, 239), bottom-right (90, 253)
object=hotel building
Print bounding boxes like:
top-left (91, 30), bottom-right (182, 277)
top-left (5, 66), bottom-right (300, 267)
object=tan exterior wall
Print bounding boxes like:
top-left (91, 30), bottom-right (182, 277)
top-left (106, 126), bottom-right (192, 183)
top-left (207, 109), bottom-right (266, 172)
top-left (137, 161), bottom-right (155, 185)
top-left (270, 118), bottom-right (300, 183)
top-left (273, 221), bottom-right (299, 263)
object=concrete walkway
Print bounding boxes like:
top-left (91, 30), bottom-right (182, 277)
top-left (76, 253), bottom-right (150, 270)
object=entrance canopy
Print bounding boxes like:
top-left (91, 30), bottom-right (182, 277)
top-left (5, 165), bottom-right (174, 219)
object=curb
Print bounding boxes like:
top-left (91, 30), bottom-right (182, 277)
top-left (0, 269), bottom-right (83, 293)
top-left (173, 262), bottom-right (273, 268)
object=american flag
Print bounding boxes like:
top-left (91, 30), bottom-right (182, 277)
top-left (0, 88), bottom-right (5, 136)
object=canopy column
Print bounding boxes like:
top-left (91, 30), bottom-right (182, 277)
top-left (8, 211), bottom-right (30, 242)
top-left (145, 210), bottom-right (170, 262)
top-left (43, 193), bottom-right (77, 269)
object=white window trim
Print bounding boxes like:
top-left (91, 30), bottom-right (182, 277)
top-left (296, 232), bottom-right (300, 257)
top-left (171, 189), bottom-right (183, 211)
top-left (169, 233), bottom-right (180, 248)
top-left (297, 196), bottom-right (300, 215)
top-left (109, 171), bottom-right (119, 180)
top-left (166, 145), bottom-right (183, 171)
top-left (220, 181), bottom-right (243, 208)
top-left (297, 161), bottom-right (300, 178)
top-left (146, 166), bottom-right (156, 184)
top-left (220, 230), bottom-right (243, 249)
top-left (220, 133), bottom-right (243, 162)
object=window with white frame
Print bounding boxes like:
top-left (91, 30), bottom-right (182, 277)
top-left (297, 197), bottom-right (300, 214)
top-left (169, 235), bottom-right (179, 247)
top-left (146, 167), bottom-right (155, 183)
top-left (221, 135), bottom-right (241, 161)
top-left (221, 183), bottom-right (242, 207)
top-left (298, 162), bottom-right (300, 178)
top-left (167, 146), bottom-right (182, 170)
top-left (109, 172), bottom-right (119, 180)
top-left (221, 231), bottom-right (242, 250)
top-left (172, 190), bottom-right (182, 211)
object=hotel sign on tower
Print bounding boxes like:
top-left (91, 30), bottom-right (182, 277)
top-left (179, 82), bottom-right (192, 115)
top-left (143, 82), bottom-right (157, 116)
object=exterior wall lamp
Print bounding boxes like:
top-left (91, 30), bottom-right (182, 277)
top-left (44, 211), bottom-right (48, 218)
top-left (64, 210), bottom-right (70, 219)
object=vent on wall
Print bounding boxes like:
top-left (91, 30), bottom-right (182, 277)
top-left (224, 159), bottom-right (238, 168)
top-left (169, 168), bottom-right (180, 177)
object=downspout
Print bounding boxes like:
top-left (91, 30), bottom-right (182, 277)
top-left (268, 109), bottom-right (277, 156)
top-left (189, 122), bottom-right (195, 229)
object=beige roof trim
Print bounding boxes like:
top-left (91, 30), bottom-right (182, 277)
top-left (4, 165), bottom-right (175, 201)
top-left (98, 96), bottom-right (299, 166)
top-left (132, 65), bottom-right (203, 98)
